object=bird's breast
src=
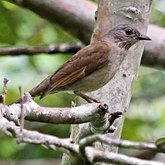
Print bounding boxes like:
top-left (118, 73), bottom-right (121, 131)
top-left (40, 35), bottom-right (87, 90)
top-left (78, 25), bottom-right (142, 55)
top-left (61, 64), bottom-right (118, 93)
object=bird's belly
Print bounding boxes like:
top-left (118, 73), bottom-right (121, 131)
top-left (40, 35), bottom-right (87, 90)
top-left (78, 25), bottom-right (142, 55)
top-left (62, 65), bottom-right (116, 93)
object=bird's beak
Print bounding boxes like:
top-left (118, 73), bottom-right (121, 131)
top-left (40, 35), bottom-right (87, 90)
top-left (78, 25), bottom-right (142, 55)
top-left (137, 34), bottom-right (151, 41)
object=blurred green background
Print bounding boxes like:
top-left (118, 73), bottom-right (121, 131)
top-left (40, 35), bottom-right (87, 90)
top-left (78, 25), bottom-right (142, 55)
top-left (0, 0), bottom-right (164, 164)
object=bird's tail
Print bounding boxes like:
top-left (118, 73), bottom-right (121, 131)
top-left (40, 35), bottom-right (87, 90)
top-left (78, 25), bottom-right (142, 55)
top-left (15, 76), bottom-right (51, 103)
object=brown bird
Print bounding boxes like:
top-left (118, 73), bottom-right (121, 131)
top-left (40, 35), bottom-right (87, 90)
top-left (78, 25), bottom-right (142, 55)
top-left (17, 24), bottom-right (151, 103)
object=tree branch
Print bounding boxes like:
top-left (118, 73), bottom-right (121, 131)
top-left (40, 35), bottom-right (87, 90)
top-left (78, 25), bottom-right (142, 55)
top-left (79, 134), bottom-right (165, 153)
top-left (0, 43), bottom-right (83, 56)
top-left (1, 93), bottom-right (110, 125)
top-left (85, 147), bottom-right (164, 165)
top-left (0, 115), bottom-right (164, 165)
top-left (6, 0), bottom-right (95, 44)
top-left (0, 115), bottom-right (79, 155)
top-left (5, 0), bottom-right (165, 70)
top-left (142, 24), bottom-right (165, 69)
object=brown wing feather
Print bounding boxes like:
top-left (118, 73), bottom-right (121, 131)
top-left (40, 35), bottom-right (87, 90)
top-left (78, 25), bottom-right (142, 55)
top-left (51, 67), bottom-right (86, 90)
top-left (28, 41), bottom-right (111, 98)
top-left (48, 41), bottom-right (110, 93)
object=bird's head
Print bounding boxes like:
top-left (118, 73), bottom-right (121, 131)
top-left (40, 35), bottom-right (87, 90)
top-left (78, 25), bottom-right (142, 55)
top-left (104, 24), bottom-right (151, 50)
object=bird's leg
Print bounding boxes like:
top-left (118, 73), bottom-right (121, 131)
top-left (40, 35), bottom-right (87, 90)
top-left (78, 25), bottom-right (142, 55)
top-left (74, 91), bottom-right (100, 103)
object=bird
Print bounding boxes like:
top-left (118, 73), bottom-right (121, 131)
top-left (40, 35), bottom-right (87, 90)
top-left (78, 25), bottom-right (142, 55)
top-left (16, 24), bottom-right (151, 103)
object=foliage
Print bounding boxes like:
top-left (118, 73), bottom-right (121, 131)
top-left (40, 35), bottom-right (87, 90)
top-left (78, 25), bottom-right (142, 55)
top-left (0, 0), bottom-right (164, 161)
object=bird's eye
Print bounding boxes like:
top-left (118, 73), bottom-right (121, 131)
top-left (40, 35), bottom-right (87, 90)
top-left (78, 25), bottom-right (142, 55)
top-left (125, 29), bottom-right (133, 35)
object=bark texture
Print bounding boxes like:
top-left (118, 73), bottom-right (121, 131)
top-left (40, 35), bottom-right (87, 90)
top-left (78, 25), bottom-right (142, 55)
top-left (62, 0), bottom-right (152, 165)
top-left (90, 0), bottom-right (152, 152)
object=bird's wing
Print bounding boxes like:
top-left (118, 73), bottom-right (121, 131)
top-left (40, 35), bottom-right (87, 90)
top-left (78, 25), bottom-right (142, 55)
top-left (48, 41), bottom-right (110, 92)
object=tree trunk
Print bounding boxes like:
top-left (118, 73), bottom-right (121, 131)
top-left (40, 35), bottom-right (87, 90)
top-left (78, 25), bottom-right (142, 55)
top-left (62, 0), bottom-right (152, 164)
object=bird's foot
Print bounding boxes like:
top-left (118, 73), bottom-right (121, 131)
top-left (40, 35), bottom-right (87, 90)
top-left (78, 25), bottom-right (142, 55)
top-left (74, 91), bottom-right (100, 103)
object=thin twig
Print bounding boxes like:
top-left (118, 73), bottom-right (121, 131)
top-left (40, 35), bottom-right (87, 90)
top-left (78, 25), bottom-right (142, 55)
top-left (0, 115), bottom-right (164, 165)
top-left (106, 111), bottom-right (122, 133)
top-left (0, 116), bottom-right (80, 156)
top-left (79, 134), bottom-right (165, 153)
top-left (0, 43), bottom-right (83, 56)
top-left (0, 78), bottom-right (9, 104)
top-left (2, 78), bottom-right (8, 96)
top-left (86, 147), bottom-right (164, 165)
top-left (18, 86), bottom-right (24, 132)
